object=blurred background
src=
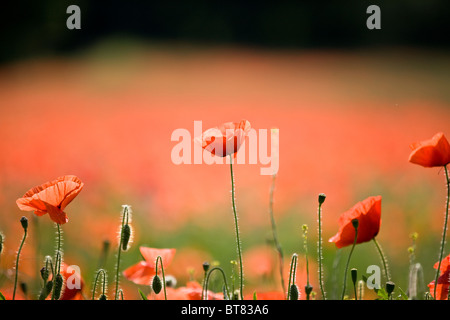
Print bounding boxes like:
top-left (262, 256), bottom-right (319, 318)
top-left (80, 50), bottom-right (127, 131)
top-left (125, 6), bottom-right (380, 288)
top-left (0, 1), bottom-right (449, 299)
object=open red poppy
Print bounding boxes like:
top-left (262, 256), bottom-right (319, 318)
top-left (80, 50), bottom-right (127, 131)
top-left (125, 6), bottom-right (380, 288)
top-left (123, 247), bottom-right (176, 286)
top-left (195, 120), bottom-right (251, 157)
top-left (409, 132), bottom-right (450, 168)
top-left (16, 175), bottom-right (84, 224)
top-left (329, 196), bottom-right (382, 249)
top-left (428, 254), bottom-right (450, 300)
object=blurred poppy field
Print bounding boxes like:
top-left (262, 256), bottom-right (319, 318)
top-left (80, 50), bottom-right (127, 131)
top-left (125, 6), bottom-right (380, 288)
top-left (0, 2), bottom-right (450, 301)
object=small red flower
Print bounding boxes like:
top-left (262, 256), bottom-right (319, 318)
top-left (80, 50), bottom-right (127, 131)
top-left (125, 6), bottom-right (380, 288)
top-left (123, 247), bottom-right (176, 285)
top-left (428, 254), bottom-right (450, 300)
top-left (195, 120), bottom-right (251, 157)
top-left (16, 175), bottom-right (84, 224)
top-left (409, 132), bottom-right (450, 167)
top-left (59, 263), bottom-right (84, 300)
top-left (329, 196), bottom-right (382, 249)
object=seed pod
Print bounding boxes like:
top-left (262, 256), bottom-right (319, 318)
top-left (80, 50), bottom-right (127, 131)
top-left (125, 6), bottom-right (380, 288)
top-left (20, 216), bottom-right (28, 231)
top-left (99, 294), bottom-right (107, 300)
top-left (39, 280), bottom-right (54, 300)
top-left (152, 275), bottom-right (162, 294)
top-left (0, 233), bottom-right (3, 255)
top-left (318, 193), bottom-right (326, 205)
top-left (121, 224), bottom-right (131, 251)
top-left (305, 284), bottom-right (313, 295)
top-left (53, 274), bottom-right (64, 300)
top-left (289, 284), bottom-right (299, 300)
top-left (202, 261), bottom-right (210, 273)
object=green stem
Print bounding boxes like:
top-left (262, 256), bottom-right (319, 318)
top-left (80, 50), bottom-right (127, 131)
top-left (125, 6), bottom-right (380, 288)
top-left (229, 155), bottom-right (244, 300)
top-left (317, 200), bottom-right (326, 300)
top-left (12, 227), bottom-right (28, 300)
top-left (51, 223), bottom-right (62, 300)
top-left (372, 237), bottom-right (390, 282)
top-left (155, 256), bottom-right (167, 300)
top-left (204, 267), bottom-right (231, 300)
top-left (434, 165), bottom-right (449, 299)
top-left (114, 206), bottom-right (129, 300)
top-left (268, 174), bottom-right (286, 297)
top-left (287, 254), bottom-right (298, 300)
top-left (92, 269), bottom-right (106, 300)
top-left (341, 222), bottom-right (358, 300)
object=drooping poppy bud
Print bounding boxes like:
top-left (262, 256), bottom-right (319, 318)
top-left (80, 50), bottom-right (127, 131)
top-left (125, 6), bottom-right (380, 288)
top-left (152, 275), bottom-right (162, 294)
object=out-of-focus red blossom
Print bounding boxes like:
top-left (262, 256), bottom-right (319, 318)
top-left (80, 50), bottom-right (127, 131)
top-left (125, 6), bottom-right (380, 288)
top-left (151, 281), bottom-right (223, 300)
top-left (329, 196), bottom-right (382, 249)
top-left (428, 254), bottom-right (450, 300)
top-left (409, 132), bottom-right (450, 168)
top-left (123, 247), bottom-right (176, 285)
top-left (244, 291), bottom-right (284, 300)
top-left (243, 246), bottom-right (275, 280)
top-left (195, 120), bottom-right (251, 157)
top-left (16, 175), bottom-right (84, 224)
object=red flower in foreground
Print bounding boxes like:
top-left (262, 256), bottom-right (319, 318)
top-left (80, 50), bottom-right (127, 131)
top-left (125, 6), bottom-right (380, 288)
top-left (428, 254), bottom-right (450, 300)
top-left (409, 132), bottom-right (450, 168)
top-left (329, 196), bottom-right (382, 249)
top-left (59, 263), bottom-right (84, 300)
top-left (123, 247), bottom-right (176, 285)
top-left (16, 175), bottom-right (84, 224)
top-left (195, 120), bottom-right (251, 157)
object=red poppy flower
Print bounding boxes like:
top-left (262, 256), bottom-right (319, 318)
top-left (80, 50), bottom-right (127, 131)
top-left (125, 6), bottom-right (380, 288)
top-left (59, 263), bottom-right (84, 300)
top-left (123, 247), bottom-right (176, 285)
top-left (329, 196), bottom-right (382, 249)
top-left (16, 175), bottom-right (84, 224)
top-left (428, 254), bottom-right (450, 300)
top-left (409, 132), bottom-right (450, 167)
top-left (195, 120), bottom-right (251, 157)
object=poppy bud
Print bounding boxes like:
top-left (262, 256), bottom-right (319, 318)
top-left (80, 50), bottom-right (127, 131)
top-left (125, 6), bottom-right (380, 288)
top-left (53, 273), bottom-right (64, 300)
top-left (386, 281), bottom-right (395, 295)
top-left (99, 294), bottom-right (107, 300)
top-left (289, 284), bottom-right (299, 300)
top-left (121, 224), bottom-right (131, 251)
top-left (152, 275), bottom-right (162, 294)
top-left (0, 233), bottom-right (3, 255)
top-left (351, 218), bottom-right (359, 230)
top-left (318, 193), bottom-right (326, 205)
top-left (40, 267), bottom-right (50, 282)
top-left (165, 275), bottom-right (177, 288)
top-left (203, 261), bottom-right (210, 273)
top-left (351, 268), bottom-right (358, 286)
top-left (20, 216), bottom-right (28, 231)
top-left (305, 284), bottom-right (313, 295)
top-left (38, 280), bottom-right (53, 300)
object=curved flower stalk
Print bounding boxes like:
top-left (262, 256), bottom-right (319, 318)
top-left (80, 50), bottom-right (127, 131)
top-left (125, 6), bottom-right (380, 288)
top-left (196, 119), bottom-right (251, 300)
top-left (409, 132), bottom-right (450, 299)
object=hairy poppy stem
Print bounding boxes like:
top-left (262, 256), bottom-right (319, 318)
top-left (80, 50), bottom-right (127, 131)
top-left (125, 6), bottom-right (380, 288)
top-left (204, 267), bottom-right (231, 300)
top-left (317, 193), bottom-right (326, 300)
top-left (372, 237), bottom-right (390, 282)
top-left (51, 223), bottom-right (62, 300)
top-left (287, 254), bottom-right (298, 300)
top-left (302, 224), bottom-right (312, 300)
top-left (13, 217), bottom-right (28, 300)
top-left (92, 269), bottom-right (107, 300)
top-left (434, 165), bottom-right (450, 299)
top-left (268, 173), bottom-right (286, 297)
top-left (114, 205), bottom-right (129, 300)
top-left (341, 219), bottom-right (358, 300)
top-left (155, 255), bottom-right (167, 300)
top-left (229, 155), bottom-right (244, 300)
